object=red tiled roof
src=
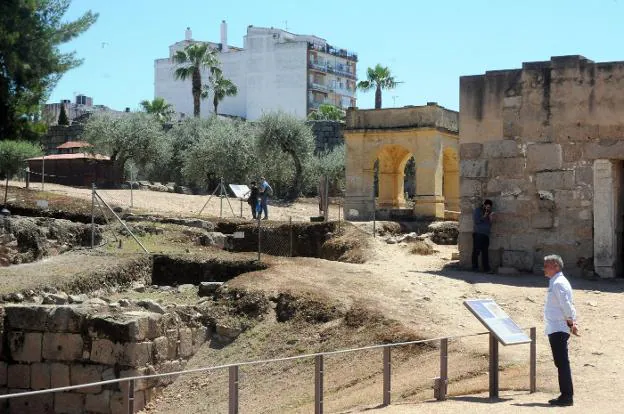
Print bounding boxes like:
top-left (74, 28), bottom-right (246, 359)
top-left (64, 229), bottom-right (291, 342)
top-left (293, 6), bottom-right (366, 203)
top-left (56, 141), bottom-right (92, 149)
top-left (26, 153), bottom-right (111, 161)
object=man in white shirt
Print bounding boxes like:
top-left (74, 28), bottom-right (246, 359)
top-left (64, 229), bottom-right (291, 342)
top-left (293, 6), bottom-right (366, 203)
top-left (543, 254), bottom-right (579, 407)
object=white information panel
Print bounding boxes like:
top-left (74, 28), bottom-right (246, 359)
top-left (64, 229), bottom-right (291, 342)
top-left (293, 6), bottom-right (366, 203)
top-left (464, 299), bottom-right (531, 345)
top-left (229, 184), bottom-right (250, 199)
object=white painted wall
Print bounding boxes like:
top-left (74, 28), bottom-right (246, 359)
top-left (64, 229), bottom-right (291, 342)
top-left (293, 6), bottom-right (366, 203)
top-left (155, 27), bottom-right (309, 120)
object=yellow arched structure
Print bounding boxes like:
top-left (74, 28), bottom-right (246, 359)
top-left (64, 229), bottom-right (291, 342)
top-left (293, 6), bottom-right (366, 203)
top-left (443, 147), bottom-right (460, 213)
top-left (344, 105), bottom-right (459, 219)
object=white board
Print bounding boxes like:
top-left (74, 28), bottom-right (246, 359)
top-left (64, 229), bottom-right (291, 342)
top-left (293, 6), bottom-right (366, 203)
top-left (36, 200), bottom-right (49, 209)
top-left (229, 184), bottom-right (251, 199)
top-left (464, 299), bottom-right (531, 345)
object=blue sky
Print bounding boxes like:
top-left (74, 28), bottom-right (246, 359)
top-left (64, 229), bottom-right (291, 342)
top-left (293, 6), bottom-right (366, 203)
top-left (49, 0), bottom-right (624, 112)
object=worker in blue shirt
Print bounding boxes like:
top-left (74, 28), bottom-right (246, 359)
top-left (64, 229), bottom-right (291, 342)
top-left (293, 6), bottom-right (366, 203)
top-left (258, 176), bottom-right (273, 220)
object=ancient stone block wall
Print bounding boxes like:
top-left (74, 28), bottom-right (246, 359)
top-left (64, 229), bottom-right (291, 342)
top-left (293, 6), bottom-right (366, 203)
top-left (0, 305), bottom-right (207, 414)
top-left (306, 120), bottom-right (344, 153)
top-left (458, 138), bottom-right (594, 275)
top-left (459, 55), bottom-right (624, 278)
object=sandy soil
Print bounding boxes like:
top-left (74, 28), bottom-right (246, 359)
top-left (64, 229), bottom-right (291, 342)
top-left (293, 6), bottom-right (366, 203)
top-left (5, 182), bottom-right (623, 412)
top-left (7, 180), bottom-right (336, 222)
top-left (142, 239), bottom-right (624, 413)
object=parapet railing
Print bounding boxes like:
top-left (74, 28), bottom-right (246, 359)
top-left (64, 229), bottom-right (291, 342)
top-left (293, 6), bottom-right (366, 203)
top-left (0, 328), bottom-right (537, 414)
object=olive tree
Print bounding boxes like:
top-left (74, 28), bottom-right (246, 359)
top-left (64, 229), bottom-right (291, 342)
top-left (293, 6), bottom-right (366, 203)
top-left (81, 112), bottom-right (172, 177)
top-left (0, 140), bottom-right (42, 203)
top-left (182, 118), bottom-right (257, 190)
top-left (255, 112), bottom-right (314, 199)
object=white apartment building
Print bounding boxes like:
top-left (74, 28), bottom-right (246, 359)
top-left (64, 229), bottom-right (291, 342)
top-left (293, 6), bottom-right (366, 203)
top-left (154, 22), bottom-right (358, 120)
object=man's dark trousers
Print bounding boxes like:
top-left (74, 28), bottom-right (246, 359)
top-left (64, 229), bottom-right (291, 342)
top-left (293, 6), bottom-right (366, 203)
top-left (471, 233), bottom-right (490, 271)
top-left (548, 332), bottom-right (573, 399)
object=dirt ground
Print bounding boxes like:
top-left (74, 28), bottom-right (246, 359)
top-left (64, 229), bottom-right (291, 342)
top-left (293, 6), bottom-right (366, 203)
top-left (140, 239), bottom-right (624, 413)
top-left (6, 180), bottom-right (336, 222)
top-left (3, 183), bottom-right (623, 412)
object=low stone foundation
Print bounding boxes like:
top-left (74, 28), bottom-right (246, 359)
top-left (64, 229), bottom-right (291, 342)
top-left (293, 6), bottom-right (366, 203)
top-left (0, 304), bottom-right (207, 413)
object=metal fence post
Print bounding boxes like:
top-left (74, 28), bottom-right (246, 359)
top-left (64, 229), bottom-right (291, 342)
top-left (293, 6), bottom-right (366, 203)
top-left (383, 347), bottom-right (391, 406)
top-left (289, 216), bottom-right (293, 257)
top-left (530, 327), bottom-right (536, 393)
top-left (91, 183), bottom-right (95, 249)
top-left (372, 183), bottom-right (376, 238)
top-left (257, 216), bottom-right (261, 262)
top-left (489, 333), bottom-right (499, 399)
top-left (435, 338), bottom-right (448, 400)
top-left (229, 365), bottom-right (239, 414)
top-left (337, 200), bottom-right (341, 232)
top-left (41, 154), bottom-right (45, 191)
top-left (315, 355), bottom-right (324, 414)
top-left (127, 379), bottom-right (135, 414)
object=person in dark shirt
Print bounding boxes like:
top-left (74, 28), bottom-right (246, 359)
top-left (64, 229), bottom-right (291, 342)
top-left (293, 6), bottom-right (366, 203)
top-left (247, 181), bottom-right (260, 220)
top-left (472, 199), bottom-right (494, 272)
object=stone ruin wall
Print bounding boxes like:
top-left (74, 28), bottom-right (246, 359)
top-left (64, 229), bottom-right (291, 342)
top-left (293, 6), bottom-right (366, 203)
top-left (306, 120), bottom-right (344, 154)
top-left (459, 55), bottom-right (624, 278)
top-left (0, 304), bottom-right (208, 414)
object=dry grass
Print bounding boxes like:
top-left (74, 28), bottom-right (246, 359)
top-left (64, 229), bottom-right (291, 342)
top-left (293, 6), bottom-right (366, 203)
top-left (409, 240), bottom-right (435, 255)
top-left (0, 252), bottom-right (150, 295)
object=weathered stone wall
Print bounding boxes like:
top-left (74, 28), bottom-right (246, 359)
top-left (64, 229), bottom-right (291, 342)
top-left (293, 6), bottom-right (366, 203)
top-left (346, 103), bottom-right (459, 133)
top-left (0, 304), bottom-right (207, 413)
top-left (306, 120), bottom-right (344, 153)
top-left (459, 55), bottom-right (624, 278)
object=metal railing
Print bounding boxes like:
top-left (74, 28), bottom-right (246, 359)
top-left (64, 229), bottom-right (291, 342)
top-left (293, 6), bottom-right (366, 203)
top-left (308, 82), bottom-right (329, 93)
top-left (327, 65), bottom-right (356, 79)
top-left (0, 328), bottom-right (537, 413)
top-left (309, 62), bottom-right (328, 72)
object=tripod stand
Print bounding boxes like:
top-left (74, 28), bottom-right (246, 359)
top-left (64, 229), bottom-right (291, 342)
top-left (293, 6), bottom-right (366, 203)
top-left (197, 177), bottom-right (236, 217)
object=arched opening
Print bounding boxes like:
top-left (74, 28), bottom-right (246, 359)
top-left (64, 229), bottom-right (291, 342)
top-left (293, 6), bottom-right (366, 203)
top-left (373, 144), bottom-right (413, 208)
top-left (442, 147), bottom-right (459, 213)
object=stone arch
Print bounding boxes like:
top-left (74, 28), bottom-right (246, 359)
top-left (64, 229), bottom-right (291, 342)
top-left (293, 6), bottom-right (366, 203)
top-left (374, 144), bottom-right (413, 208)
top-left (343, 105), bottom-right (459, 220)
top-left (443, 147), bottom-right (460, 213)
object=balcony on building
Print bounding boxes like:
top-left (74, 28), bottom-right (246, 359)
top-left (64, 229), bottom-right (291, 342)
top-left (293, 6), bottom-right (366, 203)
top-left (309, 98), bottom-right (331, 109)
top-left (309, 60), bottom-right (328, 73)
top-left (327, 64), bottom-right (356, 80)
top-left (308, 42), bottom-right (358, 62)
top-left (309, 82), bottom-right (329, 93)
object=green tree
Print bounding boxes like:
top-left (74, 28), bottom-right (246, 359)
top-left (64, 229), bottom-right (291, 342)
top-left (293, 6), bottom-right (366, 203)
top-left (173, 43), bottom-right (221, 117)
top-left (204, 71), bottom-right (238, 115)
top-left (256, 112), bottom-right (315, 199)
top-left (0, 0), bottom-right (98, 140)
top-left (182, 118), bottom-right (256, 189)
top-left (0, 140), bottom-right (42, 204)
top-left (81, 113), bottom-right (172, 174)
top-left (139, 97), bottom-right (175, 123)
top-left (357, 64), bottom-right (398, 109)
top-left (57, 104), bottom-right (69, 125)
top-left (307, 104), bottom-right (345, 121)
top-left (166, 116), bottom-right (217, 185)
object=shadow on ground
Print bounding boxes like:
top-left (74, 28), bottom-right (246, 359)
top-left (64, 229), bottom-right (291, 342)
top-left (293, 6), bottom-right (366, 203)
top-left (419, 263), bottom-right (624, 293)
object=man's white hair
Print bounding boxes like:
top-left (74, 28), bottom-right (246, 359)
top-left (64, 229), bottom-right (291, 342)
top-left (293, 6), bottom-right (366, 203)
top-left (544, 254), bottom-right (564, 269)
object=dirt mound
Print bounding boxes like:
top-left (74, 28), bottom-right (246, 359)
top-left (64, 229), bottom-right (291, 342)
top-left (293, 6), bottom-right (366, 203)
top-left (0, 216), bottom-right (102, 265)
top-left (275, 292), bottom-right (344, 323)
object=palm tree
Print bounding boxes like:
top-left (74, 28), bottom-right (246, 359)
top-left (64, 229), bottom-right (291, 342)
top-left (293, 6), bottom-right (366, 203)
top-left (357, 64), bottom-right (398, 109)
top-left (139, 97), bottom-right (175, 123)
top-left (173, 43), bottom-right (221, 117)
top-left (307, 103), bottom-right (345, 121)
top-left (203, 71), bottom-right (238, 114)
